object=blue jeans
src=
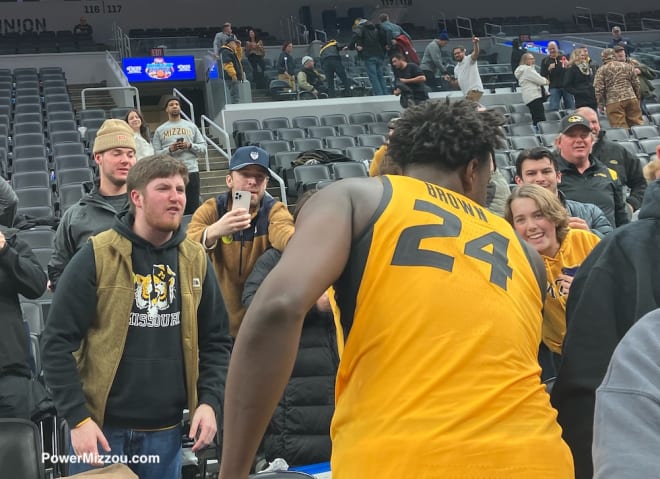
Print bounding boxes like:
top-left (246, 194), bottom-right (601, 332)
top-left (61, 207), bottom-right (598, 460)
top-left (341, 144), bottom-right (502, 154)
top-left (548, 88), bottom-right (575, 111)
top-left (365, 56), bottom-right (388, 96)
top-left (68, 424), bottom-right (182, 479)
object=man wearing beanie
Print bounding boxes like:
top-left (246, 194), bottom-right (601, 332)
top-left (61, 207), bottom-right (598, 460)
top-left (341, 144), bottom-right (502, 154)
top-left (420, 31), bottom-right (451, 91)
top-left (593, 48), bottom-right (643, 129)
top-left (297, 56), bottom-right (328, 98)
top-left (187, 146), bottom-right (294, 336)
top-left (152, 97), bottom-right (207, 214)
top-left (48, 118), bottom-right (137, 291)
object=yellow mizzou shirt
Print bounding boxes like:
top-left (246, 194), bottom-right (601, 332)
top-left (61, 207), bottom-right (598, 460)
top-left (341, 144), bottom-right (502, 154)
top-left (542, 228), bottom-right (600, 353)
top-left (331, 175), bottom-right (573, 478)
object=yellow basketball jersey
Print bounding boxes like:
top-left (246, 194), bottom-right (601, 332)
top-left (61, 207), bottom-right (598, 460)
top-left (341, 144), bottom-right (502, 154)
top-left (331, 175), bottom-right (573, 478)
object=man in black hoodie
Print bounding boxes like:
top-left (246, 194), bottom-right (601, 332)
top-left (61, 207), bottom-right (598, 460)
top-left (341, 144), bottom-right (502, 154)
top-left (551, 179), bottom-right (660, 479)
top-left (42, 154), bottom-right (232, 479)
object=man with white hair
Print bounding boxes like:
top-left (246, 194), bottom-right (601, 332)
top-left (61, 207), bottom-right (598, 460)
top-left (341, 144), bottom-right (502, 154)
top-left (540, 41), bottom-right (574, 111)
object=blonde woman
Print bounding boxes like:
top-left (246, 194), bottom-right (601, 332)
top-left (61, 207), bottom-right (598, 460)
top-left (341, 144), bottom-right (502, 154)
top-left (505, 184), bottom-right (600, 357)
top-left (514, 53), bottom-right (549, 125)
top-left (563, 47), bottom-right (597, 109)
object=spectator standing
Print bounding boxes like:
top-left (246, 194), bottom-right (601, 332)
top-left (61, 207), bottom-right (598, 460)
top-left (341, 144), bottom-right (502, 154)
top-left (349, 19), bottom-right (388, 96)
top-left (297, 56), bottom-right (328, 99)
top-left (42, 155), bottom-right (231, 479)
top-left (391, 52), bottom-right (428, 108)
top-left (186, 146), bottom-right (294, 337)
top-left (551, 179), bottom-right (660, 479)
top-left (277, 41), bottom-right (296, 90)
top-left (563, 47), bottom-right (597, 110)
top-left (245, 29), bottom-right (266, 89)
top-left (514, 52), bottom-right (549, 126)
top-left (613, 45), bottom-right (657, 112)
top-left (420, 32), bottom-right (451, 91)
top-left (451, 37), bottom-right (484, 102)
top-left (0, 225), bottom-right (47, 419)
top-left (48, 119), bottom-right (137, 290)
top-left (593, 48), bottom-right (643, 129)
top-left (510, 38), bottom-right (527, 76)
top-left (219, 38), bottom-right (244, 104)
top-left (125, 109), bottom-right (154, 160)
top-left (213, 22), bottom-right (239, 58)
top-left (609, 26), bottom-right (635, 56)
top-left (319, 39), bottom-right (354, 98)
top-left (152, 97), bottom-right (207, 215)
top-left (540, 41), bottom-right (575, 111)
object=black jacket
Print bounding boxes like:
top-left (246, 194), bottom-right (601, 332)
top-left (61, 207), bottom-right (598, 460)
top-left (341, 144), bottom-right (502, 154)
top-left (551, 180), bottom-right (660, 479)
top-left (540, 55), bottom-right (569, 89)
top-left (592, 131), bottom-right (647, 211)
top-left (556, 154), bottom-right (629, 227)
top-left (0, 226), bottom-right (47, 377)
top-left (349, 22), bottom-right (386, 59)
top-left (563, 64), bottom-right (597, 109)
top-left (243, 248), bottom-right (338, 466)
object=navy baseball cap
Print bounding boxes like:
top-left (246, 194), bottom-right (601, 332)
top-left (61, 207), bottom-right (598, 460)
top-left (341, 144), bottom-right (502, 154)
top-left (229, 146), bottom-right (270, 172)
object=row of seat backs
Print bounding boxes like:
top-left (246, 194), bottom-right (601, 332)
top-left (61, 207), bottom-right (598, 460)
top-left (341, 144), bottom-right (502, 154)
top-left (242, 129), bottom-right (386, 149)
top-left (233, 111), bottom-right (400, 133)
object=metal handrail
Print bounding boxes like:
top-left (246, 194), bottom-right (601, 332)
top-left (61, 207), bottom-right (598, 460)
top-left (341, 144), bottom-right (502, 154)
top-left (314, 29), bottom-right (327, 43)
top-left (199, 115), bottom-right (288, 205)
top-left (563, 35), bottom-right (610, 48)
top-left (641, 18), bottom-right (660, 31)
top-left (200, 114), bottom-right (231, 173)
top-left (172, 88), bottom-right (195, 124)
top-left (297, 23), bottom-right (309, 44)
top-left (266, 169), bottom-right (288, 207)
top-left (484, 23), bottom-right (503, 37)
top-left (81, 85), bottom-right (140, 111)
top-left (434, 13), bottom-right (448, 34)
top-left (574, 7), bottom-right (594, 30)
top-left (606, 12), bottom-right (626, 32)
top-left (455, 17), bottom-right (474, 38)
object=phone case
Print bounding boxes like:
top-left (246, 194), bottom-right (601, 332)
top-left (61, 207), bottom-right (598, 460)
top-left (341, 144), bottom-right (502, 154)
top-left (231, 190), bottom-right (251, 211)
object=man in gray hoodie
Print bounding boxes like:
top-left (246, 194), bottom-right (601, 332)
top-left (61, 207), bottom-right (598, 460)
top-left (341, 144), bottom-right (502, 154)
top-left (48, 119), bottom-right (137, 290)
top-left (152, 97), bottom-right (207, 214)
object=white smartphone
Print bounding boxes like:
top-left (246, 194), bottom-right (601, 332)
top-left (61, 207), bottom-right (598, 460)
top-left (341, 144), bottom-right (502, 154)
top-left (231, 190), bottom-right (251, 211)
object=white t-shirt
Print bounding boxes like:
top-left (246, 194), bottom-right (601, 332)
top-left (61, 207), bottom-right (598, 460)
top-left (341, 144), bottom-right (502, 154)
top-left (454, 55), bottom-right (484, 94)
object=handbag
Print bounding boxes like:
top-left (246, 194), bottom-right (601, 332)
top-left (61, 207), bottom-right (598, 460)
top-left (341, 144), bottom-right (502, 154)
top-left (541, 86), bottom-right (549, 102)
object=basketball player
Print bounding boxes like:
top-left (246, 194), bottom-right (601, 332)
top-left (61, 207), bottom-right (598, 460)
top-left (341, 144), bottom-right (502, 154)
top-left (218, 100), bottom-right (574, 478)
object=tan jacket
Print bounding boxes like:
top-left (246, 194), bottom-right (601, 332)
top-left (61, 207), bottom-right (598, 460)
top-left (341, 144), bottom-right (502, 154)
top-left (80, 230), bottom-right (206, 425)
top-left (187, 194), bottom-right (294, 336)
